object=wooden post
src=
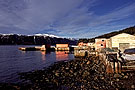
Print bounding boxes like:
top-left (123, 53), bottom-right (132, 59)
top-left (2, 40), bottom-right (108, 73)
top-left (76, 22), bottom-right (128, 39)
top-left (118, 62), bottom-right (121, 73)
top-left (113, 61), bottom-right (115, 73)
top-left (106, 62), bottom-right (113, 74)
top-left (110, 62), bottom-right (114, 73)
top-left (115, 62), bottom-right (118, 73)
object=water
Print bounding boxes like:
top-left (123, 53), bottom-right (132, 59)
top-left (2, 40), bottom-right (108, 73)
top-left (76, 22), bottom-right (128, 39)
top-left (0, 45), bottom-right (74, 83)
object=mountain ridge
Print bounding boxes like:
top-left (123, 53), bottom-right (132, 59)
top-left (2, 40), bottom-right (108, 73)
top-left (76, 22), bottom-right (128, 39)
top-left (0, 33), bottom-right (77, 45)
top-left (78, 26), bottom-right (135, 43)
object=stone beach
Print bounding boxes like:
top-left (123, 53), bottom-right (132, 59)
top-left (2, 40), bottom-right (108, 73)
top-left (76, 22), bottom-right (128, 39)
top-left (0, 55), bottom-right (135, 90)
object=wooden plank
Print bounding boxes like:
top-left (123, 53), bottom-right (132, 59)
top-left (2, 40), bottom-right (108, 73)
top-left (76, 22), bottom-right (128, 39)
top-left (122, 65), bottom-right (135, 68)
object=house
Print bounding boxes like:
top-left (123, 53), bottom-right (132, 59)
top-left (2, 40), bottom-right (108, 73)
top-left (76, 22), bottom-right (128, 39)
top-left (95, 38), bottom-right (107, 50)
top-left (78, 42), bottom-right (94, 47)
top-left (56, 44), bottom-right (69, 48)
top-left (95, 33), bottom-right (135, 52)
top-left (109, 33), bottom-right (135, 52)
top-left (78, 42), bottom-right (88, 46)
top-left (55, 44), bottom-right (69, 51)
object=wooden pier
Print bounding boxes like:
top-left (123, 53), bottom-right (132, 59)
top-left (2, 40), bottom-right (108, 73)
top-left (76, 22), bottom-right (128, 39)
top-left (74, 46), bottom-right (135, 73)
top-left (19, 45), bottom-right (50, 51)
top-left (98, 52), bottom-right (122, 73)
top-left (98, 51), bottom-right (135, 73)
top-left (55, 47), bottom-right (70, 51)
top-left (74, 46), bottom-right (97, 57)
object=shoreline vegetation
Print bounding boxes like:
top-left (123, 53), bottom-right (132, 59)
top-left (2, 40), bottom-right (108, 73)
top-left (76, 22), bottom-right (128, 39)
top-left (0, 55), bottom-right (135, 89)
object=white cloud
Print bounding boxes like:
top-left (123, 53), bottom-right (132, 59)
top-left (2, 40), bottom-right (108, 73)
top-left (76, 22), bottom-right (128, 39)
top-left (0, 0), bottom-right (135, 38)
top-left (0, 0), bottom-right (97, 34)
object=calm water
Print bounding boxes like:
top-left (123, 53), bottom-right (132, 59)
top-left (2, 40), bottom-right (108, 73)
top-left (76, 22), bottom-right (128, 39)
top-left (0, 45), bottom-right (74, 83)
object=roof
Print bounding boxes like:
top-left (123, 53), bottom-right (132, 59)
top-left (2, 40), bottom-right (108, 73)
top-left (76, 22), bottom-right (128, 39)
top-left (96, 33), bottom-right (134, 39)
top-left (110, 33), bottom-right (135, 38)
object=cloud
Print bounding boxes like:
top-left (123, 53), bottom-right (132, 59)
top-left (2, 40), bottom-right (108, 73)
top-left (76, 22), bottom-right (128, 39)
top-left (40, 1), bottom-right (135, 38)
top-left (0, 0), bottom-right (135, 38)
top-left (0, 0), bottom-right (97, 34)
top-left (88, 2), bottom-right (135, 27)
top-left (62, 2), bottom-right (135, 38)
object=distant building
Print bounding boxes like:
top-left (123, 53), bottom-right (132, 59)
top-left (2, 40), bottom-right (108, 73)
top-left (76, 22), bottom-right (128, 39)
top-left (108, 33), bottom-right (135, 52)
top-left (95, 33), bottom-right (135, 52)
top-left (78, 42), bottom-right (88, 46)
top-left (56, 44), bottom-right (69, 48)
top-left (78, 42), bottom-right (94, 47)
top-left (95, 38), bottom-right (107, 50)
top-left (77, 42), bottom-right (95, 51)
top-left (55, 44), bottom-right (69, 51)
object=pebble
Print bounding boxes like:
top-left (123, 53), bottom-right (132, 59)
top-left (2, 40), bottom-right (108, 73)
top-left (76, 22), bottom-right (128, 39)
top-left (86, 61), bottom-right (90, 64)
top-left (116, 79), bottom-right (119, 82)
top-left (0, 55), bottom-right (134, 90)
top-left (131, 85), bottom-right (135, 88)
top-left (123, 75), bottom-right (128, 79)
top-left (114, 74), bottom-right (122, 78)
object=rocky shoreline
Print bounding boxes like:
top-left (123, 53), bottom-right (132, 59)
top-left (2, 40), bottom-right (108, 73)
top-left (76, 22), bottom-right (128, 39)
top-left (0, 55), bottom-right (135, 90)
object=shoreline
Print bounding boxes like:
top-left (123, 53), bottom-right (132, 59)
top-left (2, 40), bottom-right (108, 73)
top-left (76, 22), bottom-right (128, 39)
top-left (0, 55), bottom-right (135, 89)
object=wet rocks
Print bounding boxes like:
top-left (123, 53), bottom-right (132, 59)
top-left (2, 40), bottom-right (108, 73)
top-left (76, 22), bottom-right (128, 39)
top-left (1, 55), bottom-right (135, 89)
top-left (18, 56), bottom-right (118, 89)
top-left (131, 85), bottom-right (135, 89)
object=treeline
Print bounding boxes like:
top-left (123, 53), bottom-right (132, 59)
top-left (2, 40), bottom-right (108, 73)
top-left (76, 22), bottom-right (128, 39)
top-left (78, 26), bottom-right (135, 43)
top-left (0, 34), bottom-right (77, 45)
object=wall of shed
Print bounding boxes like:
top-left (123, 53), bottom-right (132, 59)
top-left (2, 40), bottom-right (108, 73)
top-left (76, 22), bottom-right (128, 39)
top-left (95, 38), bottom-right (106, 50)
top-left (110, 33), bottom-right (135, 51)
top-left (56, 44), bottom-right (69, 48)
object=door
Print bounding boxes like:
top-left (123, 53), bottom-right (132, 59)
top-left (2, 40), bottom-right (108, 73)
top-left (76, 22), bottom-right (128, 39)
top-left (119, 43), bottom-right (130, 52)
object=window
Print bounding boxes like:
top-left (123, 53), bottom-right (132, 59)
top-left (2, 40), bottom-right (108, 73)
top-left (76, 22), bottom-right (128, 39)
top-left (101, 44), bottom-right (103, 46)
top-left (102, 40), bottom-right (104, 42)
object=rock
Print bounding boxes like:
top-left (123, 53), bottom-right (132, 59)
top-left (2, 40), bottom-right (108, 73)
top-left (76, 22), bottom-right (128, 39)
top-left (116, 79), bottom-right (119, 82)
top-left (131, 85), bottom-right (135, 89)
top-left (114, 74), bottom-right (122, 78)
top-left (123, 75), bottom-right (128, 79)
top-left (17, 55), bottom-right (135, 89)
top-left (55, 72), bottom-right (59, 77)
top-left (66, 67), bottom-right (69, 70)
top-left (87, 61), bottom-right (90, 64)
top-left (121, 73), bottom-right (124, 76)
top-left (101, 77), bottom-right (104, 80)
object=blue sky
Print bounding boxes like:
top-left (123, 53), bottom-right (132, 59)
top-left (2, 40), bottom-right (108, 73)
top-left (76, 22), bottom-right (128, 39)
top-left (0, 0), bottom-right (135, 38)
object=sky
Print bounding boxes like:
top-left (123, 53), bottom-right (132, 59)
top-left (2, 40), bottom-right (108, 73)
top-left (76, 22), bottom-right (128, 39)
top-left (0, 0), bottom-right (135, 38)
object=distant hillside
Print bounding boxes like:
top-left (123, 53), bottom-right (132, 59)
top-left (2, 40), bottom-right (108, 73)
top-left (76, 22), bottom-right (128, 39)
top-left (96, 26), bottom-right (135, 38)
top-left (78, 26), bottom-right (135, 43)
top-left (0, 34), bottom-right (77, 45)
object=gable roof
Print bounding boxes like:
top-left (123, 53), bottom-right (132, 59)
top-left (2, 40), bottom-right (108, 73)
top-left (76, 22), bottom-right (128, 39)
top-left (110, 33), bottom-right (135, 38)
top-left (96, 32), bottom-right (134, 39)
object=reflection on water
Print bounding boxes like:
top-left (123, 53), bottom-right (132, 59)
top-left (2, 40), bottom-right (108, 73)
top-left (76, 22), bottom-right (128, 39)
top-left (0, 46), bottom-right (74, 83)
top-left (56, 51), bottom-right (69, 61)
top-left (40, 51), bottom-right (46, 61)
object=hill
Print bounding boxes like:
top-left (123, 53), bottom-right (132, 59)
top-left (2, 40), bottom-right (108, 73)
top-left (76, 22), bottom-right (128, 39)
top-left (78, 26), bottom-right (135, 43)
top-left (0, 34), bottom-right (77, 45)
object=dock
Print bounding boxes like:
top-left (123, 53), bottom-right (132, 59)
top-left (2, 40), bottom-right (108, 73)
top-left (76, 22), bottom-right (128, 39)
top-left (74, 45), bottom-right (135, 73)
top-left (19, 45), bottom-right (49, 51)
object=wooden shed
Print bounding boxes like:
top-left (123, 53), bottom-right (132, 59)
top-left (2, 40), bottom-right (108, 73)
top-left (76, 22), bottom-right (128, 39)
top-left (56, 44), bottom-right (69, 48)
top-left (55, 44), bottom-right (69, 51)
